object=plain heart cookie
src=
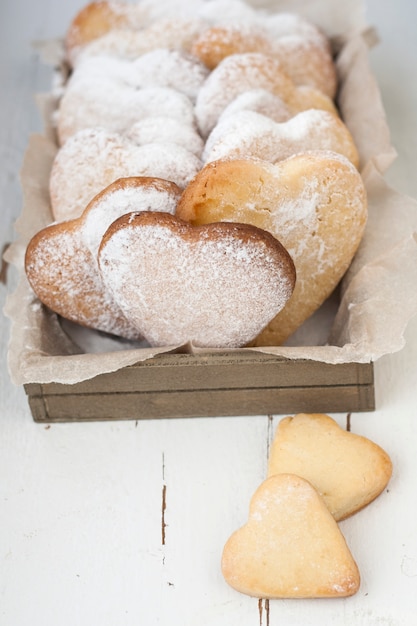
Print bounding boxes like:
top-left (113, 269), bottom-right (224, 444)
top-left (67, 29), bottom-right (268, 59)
top-left (25, 177), bottom-right (181, 339)
top-left (97, 211), bottom-right (296, 348)
top-left (267, 413), bottom-right (393, 521)
top-left (221, 474), bottom-right (360, 598)
top-left (176, 151), bottom-right (367, 345)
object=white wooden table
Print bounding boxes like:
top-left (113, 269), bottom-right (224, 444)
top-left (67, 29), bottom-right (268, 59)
top-left (1, 1), bottom-right (417, 624)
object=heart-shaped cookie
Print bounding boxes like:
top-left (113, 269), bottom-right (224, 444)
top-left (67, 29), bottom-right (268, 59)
top-left (97, 212), bottom-right (296, 348)
top-left (221, 474), bottom-right (360, 598)
top-left (176, 151), bottom-right (367, 345)
top-left (65, 1), bottom-right (151, 65)
top-left (75, 17), bottom-right (207, 67)
top-left (25, 177), bottom-right (181, 339)
top-left (194, 52), bottom-right (338, 138)
top-left (57, 79), bottom-right (197, 145)
top-left (267, 413), bottom-right (393, 521)
top-left (192, 22), bottom-right (337, 97)
top-left (217, 89), bottom-right (291, 125)
top-left (50, 127), bottom-right (202, 221)
top-left (203, 109), bottom-right (359, 167)
top-left (64, 48), bottom-right (208, 99)
top-left (126, 117), bottom-right (204, 157)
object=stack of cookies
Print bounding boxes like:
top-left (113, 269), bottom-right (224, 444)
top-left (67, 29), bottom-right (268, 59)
top-left (25, 0), bottom-right (368, 349)
top-left (222, 413), bottom-right (392, 598)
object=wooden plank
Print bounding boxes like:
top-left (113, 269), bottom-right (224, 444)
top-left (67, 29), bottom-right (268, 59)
top-left (24, 354), bottom-right (375, 422)
top-left (28, 382), bottom-right (375, 422)
top-left (24, 353), bottom-right (374, 395)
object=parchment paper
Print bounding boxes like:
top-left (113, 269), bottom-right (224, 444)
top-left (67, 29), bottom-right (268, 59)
top-left (4, 0), bottom-right (417, 385)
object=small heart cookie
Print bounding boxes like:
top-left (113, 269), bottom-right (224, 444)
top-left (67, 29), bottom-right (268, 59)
top-left (25, 177), bottom-right (181, 339)
top-left (221, 474), bottom-right (360, 598)
top-left (50, 127), bottom-right (202, 222)
top-left (203, 109), bottom-right (359, 167)
top-left (176, 152), bottom-right (367, 345)
top-left (194, 52), bottom-right (338, 137)
top-left (267, 414), bottom-right (393, 521)
top-left (98, 212), bottom-right (296, 348)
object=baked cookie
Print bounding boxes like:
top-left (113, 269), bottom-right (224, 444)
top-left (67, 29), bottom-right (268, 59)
top-left (56, 50), bottom-right (207, 144)
top-left (195, 52), bottom-right (338, 137)
top-left (65, 1), bottom-right (152, 65)
top-left (50, 127), bottom-right (202, 222)
top-left (197, 0), bottom-right (259, 25)
top-left (126, 117), bottom-right (204, 158)
top-left (176, 152), bottom-right (367, 345)
top-left (74, 18), bottom-right (207, 65)
top-left (217, 89), bottom-right (291, 125)
top-left (203, 109), bottom-right (359, 167)
top-left (192, 23), bottom-right (270, 70)
top-left (267, 413), bottom-right (393, 521)
top-left (192, 22), bottom-right (337, 98)
top-left (221, 474), bottom-right (360, 598)
top-left (98, 212), bottom-right (296, 348)
top-left (25, 177), bottom-right (181, 339)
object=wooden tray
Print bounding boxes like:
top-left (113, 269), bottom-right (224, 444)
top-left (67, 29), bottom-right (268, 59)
top-left (24, 351), bottom-right (375, 422)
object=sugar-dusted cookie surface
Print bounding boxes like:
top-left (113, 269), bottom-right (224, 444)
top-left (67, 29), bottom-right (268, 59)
top-left (203, 109), bottom-right (359, 167)
top-left (126, 117), bottom-right (204, 158)
top-left (25, 177), bottom-right (181, 339)
top-left (191, 21), bottom-right (337, 98)
top-left (57, 51), bottom-right (207, 144)
top-left (267, 413), bottom-right (393, 521)
top-left (74, 18), bottom-right (207, 66)
top-left (176, 152), bottom-right (367, 345)
top-left (221, 474), bottom-right (360, 598)
top-left (65, 1), bottom-right (152, 65)
top-left (50, 127), bottom-right (202, 222)
top-left (194, 52), bottom-right (338, 138)
top-left (217, 89), bottom-right (291, 125)
top-left (98, 212), bottom-right (296, 348)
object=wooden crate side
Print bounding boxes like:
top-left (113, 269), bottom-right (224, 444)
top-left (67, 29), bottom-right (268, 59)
top-left (26, 354), bottom-right (374, 395)
top-left (27, 394), bottom-right (49, 422)
top-left (28, 380), bottom-right (375, 423)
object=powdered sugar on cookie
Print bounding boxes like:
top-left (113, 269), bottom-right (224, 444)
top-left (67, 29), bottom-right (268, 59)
top-left (218, 89), bottom-right (291, 124)
top-left (57, 67), bottom-right (198, 144)
top-left (25, 177), bottom-right (182, 339)
top-left (75, 18), bottom-right (208, 65)
top-left (195, 52), bottom-right (337, 138)
top-left (126, 117), bottom-right (204, 157)
top-left (50, 127), bottom-right (202, 221)
top-left (204, 109), bottom-right (359, 167)
top-left (176, 152), bottom-right (367, 346)
top-left (98, 213), bottom-right (296, 348)
top-left (82, 177), bottom-right (182, 258)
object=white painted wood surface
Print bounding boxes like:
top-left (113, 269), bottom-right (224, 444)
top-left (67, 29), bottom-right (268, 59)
top-left (1, 1), bottom-right (417, 624)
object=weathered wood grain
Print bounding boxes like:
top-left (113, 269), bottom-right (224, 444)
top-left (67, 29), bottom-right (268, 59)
top-left (24, 353), bottom-right (375, 421)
